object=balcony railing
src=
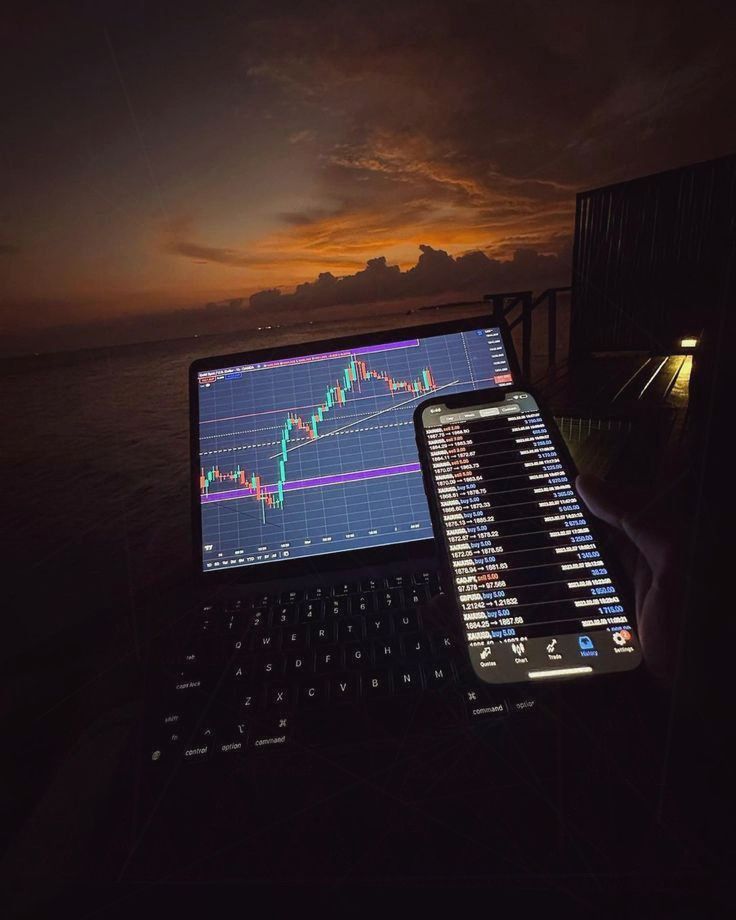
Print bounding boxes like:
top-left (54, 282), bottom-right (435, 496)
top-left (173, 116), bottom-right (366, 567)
top-left (483, 287), bottom-right (571, 380)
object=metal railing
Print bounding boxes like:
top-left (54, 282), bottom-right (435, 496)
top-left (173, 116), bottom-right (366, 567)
top-left (483, 287), bottom-right (571, 380)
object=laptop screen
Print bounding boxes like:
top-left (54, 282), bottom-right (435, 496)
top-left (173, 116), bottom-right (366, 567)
top-left (197, 324), bottom-right (513, 571)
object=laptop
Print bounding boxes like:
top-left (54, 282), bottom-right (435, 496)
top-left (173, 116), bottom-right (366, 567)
top-left (143, 313), bottom-right (537, 772)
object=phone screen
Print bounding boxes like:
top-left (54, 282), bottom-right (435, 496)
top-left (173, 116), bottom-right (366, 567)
top-left (418, 389), bottom-right (642, 683)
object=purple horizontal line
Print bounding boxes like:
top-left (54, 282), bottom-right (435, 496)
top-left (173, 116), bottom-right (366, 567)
top-left (351, 340), bottom-right (419, 356)
top-left (201, 462), bottom-right (421, 504)
top-left (198, 339), bottom-right (419, 379)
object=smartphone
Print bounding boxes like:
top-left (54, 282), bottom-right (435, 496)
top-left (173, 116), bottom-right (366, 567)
top-left (415, 387), bottom-right (642, 684)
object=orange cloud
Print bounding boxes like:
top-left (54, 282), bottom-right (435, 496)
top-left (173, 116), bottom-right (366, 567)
top-left (159, 126), bottom-right (575, 294)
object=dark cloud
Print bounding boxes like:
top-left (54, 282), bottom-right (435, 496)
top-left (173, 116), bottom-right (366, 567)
top-left (165, 238), bottom-right (252, 267)
top-left (245, 0), bottom-right (736, 264)
top-left (277, 209), bottom-right (333, 227)
top-left (160, 215), bottom-right (376, 271)
top-left (249, 243), bottom-right (570, 311)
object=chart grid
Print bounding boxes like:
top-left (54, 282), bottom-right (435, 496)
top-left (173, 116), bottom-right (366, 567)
top-left (197, 328), bottom-right (512, 571)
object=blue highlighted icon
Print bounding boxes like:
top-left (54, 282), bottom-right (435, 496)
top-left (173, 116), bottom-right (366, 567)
top-left (578, 635), bottom-right (594, 651)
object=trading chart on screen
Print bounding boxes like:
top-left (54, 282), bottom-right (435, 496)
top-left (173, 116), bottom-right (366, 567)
top-left (197, 327), bottom-right (513, 570)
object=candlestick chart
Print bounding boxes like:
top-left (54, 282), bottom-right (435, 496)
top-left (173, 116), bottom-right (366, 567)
top-left (197, 328), bottom-right (512, 569)
top-left (201, 355), bottom-right (438, 511)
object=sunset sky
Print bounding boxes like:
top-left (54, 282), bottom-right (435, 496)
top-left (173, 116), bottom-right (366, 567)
top-left (2, 0), bottom-right (735, 334)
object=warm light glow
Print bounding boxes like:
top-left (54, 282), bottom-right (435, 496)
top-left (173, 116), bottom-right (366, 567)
top-left (680, 337), bottom-right (699, 349)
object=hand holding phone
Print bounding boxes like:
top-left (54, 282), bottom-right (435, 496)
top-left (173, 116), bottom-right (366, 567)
top-left (415, 388), bottom-right (642, 684)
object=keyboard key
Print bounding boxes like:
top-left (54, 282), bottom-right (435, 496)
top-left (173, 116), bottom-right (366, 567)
top-left (386, 574), bottom-right (408, 588)
top-left (432, 633), bottom-right (457, 655)
top-left (365, 669), bottom-right (392, 699)
top-left (366, 615), bottom-right (391, 638)
top-left (360, 576), bottom-right (384, 592)
top-left (412, 571), bottom-right (442, 594)
top-left (378, 589), bottom-right (402, 611)
top-left (332, 673), bottom-right (360, 703)
top-left (173, 674), bottom-right (208, 695)
top-left (180, 645), bottom-right (208, 672)
top-left (338, 618), bottom-right (365, 641)
top-left (332, 581), bottom-right (357, 596)
top-left (251, 715), bottom-right (291, 749)
top-left (287, 652), bottom-right (312, 675)
top-left (352, 593), bottom-right (374, 614)
top-left (283, 626), bottom-right (309, 650)
top-left (299, 678), bottom-right (328, 707)
top-left (183, 741), bottom-right (211, 764)
top-left (228, 658), bottom-right (253, 686)
top-left (227, 637), bottom-right (247, 657)
top-left (216, 723), bottom-right (248, 757)
top-left (374, 640), bottom-right (397, 663)
top-left (464, 686), bottom-right (506, 721)
top-left (234, 689), bottom-right (259, 714)
top-left (161, 710), bottom-right (184, 730)
top-left (217, 612), bottom-right (242, 636)
top-left (315, 649), bottom-right (340, 673)
top-left (345, 643), bottom-right (371, 668)
top-left (305, 585), bottom-right (327, 600)
top-left (265, 684), bottom-right (292, 709)
top-left (255, 656), bottom-right (285, 678)
top-left (403, 585), bottom-right (429, 607)
top-left (505, 690), bottom-right (538, 715)
top-left (299, 600), bottom-right (324, 623)
top-left (325, 597), bottom-right (349, 617)
top-left (183, 726), bottom-right (215, 763)
top-left (394, 665), bottom-right (422, 694)
top-left (197, 615), bottom-right (215, 636)
top-left (273, 604), bottom-right (298, 627)
top-left (395, 610), bottom-right (419, 632)
top-left (253, 592), bottom-right (274, 608)
top-left (253, 632), bottom-right (281, 653)
top-left (312, 622), bottom-right (336, 644)
top-left (402, 634), bottom-right (430, 659)
top-left (425, 660), bottom-right (455, 690)
top-left (158, 711), bottom-right (186, 747)
top-left (246, 608), bottom-right (270, 630)
top-left (279, 588), bottom-right (303, 604)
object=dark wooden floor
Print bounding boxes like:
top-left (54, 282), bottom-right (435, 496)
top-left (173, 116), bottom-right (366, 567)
top-left (533, 352), bottom-right (693, 486)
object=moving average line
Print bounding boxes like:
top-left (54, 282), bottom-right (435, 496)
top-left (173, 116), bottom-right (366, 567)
top-left (200, 357), bottom-right (448, 512)
top-left (267, 378), bottom-right (460, 460)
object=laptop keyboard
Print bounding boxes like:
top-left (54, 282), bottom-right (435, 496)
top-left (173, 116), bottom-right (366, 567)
top-left (147, 569), bottom-right (534, 768)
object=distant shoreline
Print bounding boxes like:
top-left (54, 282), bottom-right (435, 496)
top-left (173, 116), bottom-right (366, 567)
top-left (0, 292), bottom-right (491, 366)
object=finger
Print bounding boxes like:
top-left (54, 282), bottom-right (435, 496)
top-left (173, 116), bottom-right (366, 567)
top-left (576, 474), bottom-right (643, 584)
top-left (621, 514), bottom-right (677, 579)
top-left (575, 474), bottom-right (641, 530)
top-left (578, 474), bottom-right (682, 583)
top-left (622, 478), bottom-right (687, 578)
